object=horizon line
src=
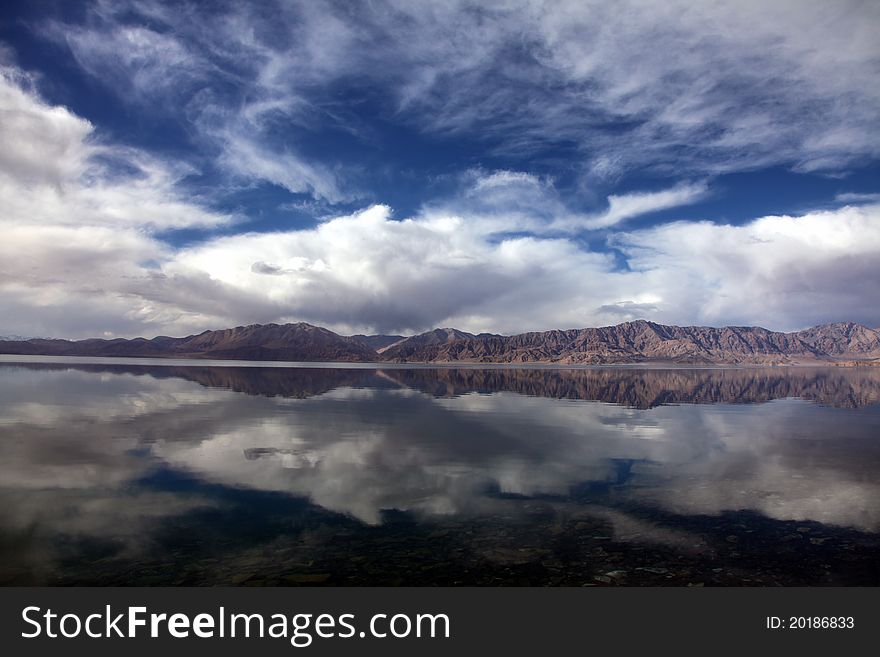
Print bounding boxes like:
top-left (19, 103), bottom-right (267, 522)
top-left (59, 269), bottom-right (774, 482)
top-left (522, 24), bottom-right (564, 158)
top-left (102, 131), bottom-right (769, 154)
top-left (3, 318), bottom-right (877, 344)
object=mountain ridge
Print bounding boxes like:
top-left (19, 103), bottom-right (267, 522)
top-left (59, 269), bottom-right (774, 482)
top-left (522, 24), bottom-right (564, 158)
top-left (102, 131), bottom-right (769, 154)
top-left (1, 320), bottom-right (880, 365)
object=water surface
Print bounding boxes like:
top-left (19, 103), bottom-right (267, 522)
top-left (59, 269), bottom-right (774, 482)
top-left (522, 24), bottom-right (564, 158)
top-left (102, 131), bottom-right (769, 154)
top-left (1, 359), bottom-right (878, 586)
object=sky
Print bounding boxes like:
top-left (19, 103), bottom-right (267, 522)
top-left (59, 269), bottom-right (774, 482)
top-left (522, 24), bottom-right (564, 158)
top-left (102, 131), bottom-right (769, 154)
top-left (0, 0), bottom-right (878, 339)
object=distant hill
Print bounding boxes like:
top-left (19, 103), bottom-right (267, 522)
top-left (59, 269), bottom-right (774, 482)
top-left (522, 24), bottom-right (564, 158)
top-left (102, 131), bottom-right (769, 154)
top-left (2, 320), bottom-right (880, 364)
top-left (0, 323), bottom-right (376, 362)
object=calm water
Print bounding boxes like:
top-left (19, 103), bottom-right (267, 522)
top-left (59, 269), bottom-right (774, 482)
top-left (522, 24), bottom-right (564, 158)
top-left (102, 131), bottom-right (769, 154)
top-left (1, 358), bottom-right (879, 586)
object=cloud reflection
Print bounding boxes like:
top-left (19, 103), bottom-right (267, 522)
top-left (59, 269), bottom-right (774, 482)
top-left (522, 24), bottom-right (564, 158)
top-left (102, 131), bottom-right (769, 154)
top-left (0, 362), bottom-right (878, 582)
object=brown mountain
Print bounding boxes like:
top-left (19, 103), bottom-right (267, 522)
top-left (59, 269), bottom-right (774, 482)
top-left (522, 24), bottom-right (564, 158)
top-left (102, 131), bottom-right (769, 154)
top-left (373, 328), bottom-right (482, 358)
top-left (792, 322), bottom-right (880, 356)
top-left (1, 320), bottom-right (879, 364)
top-left (0, 323), bottom-right (377, 362)
top-left (379, 320), bottom-right (880, 364)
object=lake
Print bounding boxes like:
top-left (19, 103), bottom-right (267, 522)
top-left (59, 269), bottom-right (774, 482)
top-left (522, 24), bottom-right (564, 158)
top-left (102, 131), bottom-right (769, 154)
top-left (1, 357), bottom-right (878, 586)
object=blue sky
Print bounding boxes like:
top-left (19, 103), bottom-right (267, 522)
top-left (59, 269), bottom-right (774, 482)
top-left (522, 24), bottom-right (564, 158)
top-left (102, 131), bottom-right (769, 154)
top-left (0, 0), bottom-right (878, 338)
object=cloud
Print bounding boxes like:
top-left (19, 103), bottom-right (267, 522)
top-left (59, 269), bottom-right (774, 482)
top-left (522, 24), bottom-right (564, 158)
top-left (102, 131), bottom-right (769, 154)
top-left (250, 261), bottom-right (287, 276)
top-left (835, 192), bottom-right (880, 204)
top-left (613, 203), bottom-right (880, 330)
top-left (59, 23), bottom-right (210, 101)
top-left (387, 0), bottom-right (880, 174)
top-left (42, 0), bottom-right (880, 197)
top-left (2, 62), bottom-right (879, 339)
top-left (216, 130), bottom-right (349, 203)
top-left (443, 170), bottom-right (707, 235)
top-left (48, 3), bottom-right (354, 203)
top-left (596, 301), bottom-right (661, 320)
top-left (7, 366), bottom-right (875, 533)
top-left (164, 204), bottom-right (548, 333)
top-left (471, 170), bottom-right (546, 192)
top-left (0, 66), bottom-right (93, 186)
top-left (155, 202), bottom-right (880, 335)
top-left (2, 4), bottom-right (880, 339)
top-left (0, 65), bottom-right (231, 231)
top-left (579, 182), bottom-right (709, 230)
top-left (0, 64), bottom-right (233, 337)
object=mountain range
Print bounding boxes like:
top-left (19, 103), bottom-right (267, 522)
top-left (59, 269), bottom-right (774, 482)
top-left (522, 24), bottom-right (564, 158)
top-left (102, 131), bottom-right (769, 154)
top-left (1, 320), bottom-right (879, 365)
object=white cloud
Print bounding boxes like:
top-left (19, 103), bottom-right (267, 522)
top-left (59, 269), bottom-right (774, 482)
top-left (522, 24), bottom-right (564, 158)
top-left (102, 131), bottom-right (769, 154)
top-left (2, 12), bottom-right (880, 339)
top-left (0, 65), bottom-right (233, 338)
top-left (49, 4), bottom-right (354, 203)
top-left (165, 204), bottom-right (549, 333)
top-left (0, 68), bottom-right (92, 186)
top-left (835, 192), bottom-right (880, 204)
top-left (3, 59), bottom-right (879, 340)
top-left (573, 182), bottom-right (709, 230)
top-left (613, 204), bottom-right (880, 330)
top-left (156, 202), bottom-right (880, 335)
top-left (471, 170), bottom-right (545, 192)
top-left (0, 66), bottom-right (231, 231)
top-left (445, 170), bottom-right (707, 235)
top-left (216, 130), bottom-right (349, 203)
top-left (43, 0), bottom-right (880, 195)
top-left (60, 24), bottom-right (209, 101)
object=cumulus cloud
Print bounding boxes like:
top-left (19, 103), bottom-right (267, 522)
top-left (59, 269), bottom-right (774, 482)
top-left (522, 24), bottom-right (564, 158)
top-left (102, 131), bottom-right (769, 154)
top-left (596, 301), bottom-right (661, 320)
top-left (0, 66), bottom-right (92, 185)
top-left (0, 65), bottom-right (230, 231)
top-left (613, 204), bottom-right (880, 330)
top-left (153, 201), bottom-right (880, 335)
top-left (0, 64), bottom-right (232, 338)
top-left (165, 204), bottom-right (544, 332)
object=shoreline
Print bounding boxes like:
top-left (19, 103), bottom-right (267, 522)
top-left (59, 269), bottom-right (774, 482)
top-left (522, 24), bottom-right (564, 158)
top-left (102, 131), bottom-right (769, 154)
top-left (1, 353), bottom-right (878, 370)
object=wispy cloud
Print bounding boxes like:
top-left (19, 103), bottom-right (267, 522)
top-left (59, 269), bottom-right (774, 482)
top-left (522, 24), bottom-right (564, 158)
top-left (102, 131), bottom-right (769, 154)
top-left (39, 0), bottom-right (880, 198)
top-left (216, 130), bottom-right (350, 203)
top-left (438, 170), bottom-right (708, 234)
top-left (836, 192), bottom-right (880, 204)
top-left (0, 65), bottom-right (232, 231)
top-left (574, 182), bottom-right (710, 230)
top-left (46, 2), bottom-right (355, 203)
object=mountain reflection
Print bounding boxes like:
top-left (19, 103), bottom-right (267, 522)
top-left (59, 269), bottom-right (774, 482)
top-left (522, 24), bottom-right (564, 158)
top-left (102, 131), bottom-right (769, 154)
top-left (0, 362), bottom-right (878, 585)
top-left (7, 361), bottom-right (880, 407)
